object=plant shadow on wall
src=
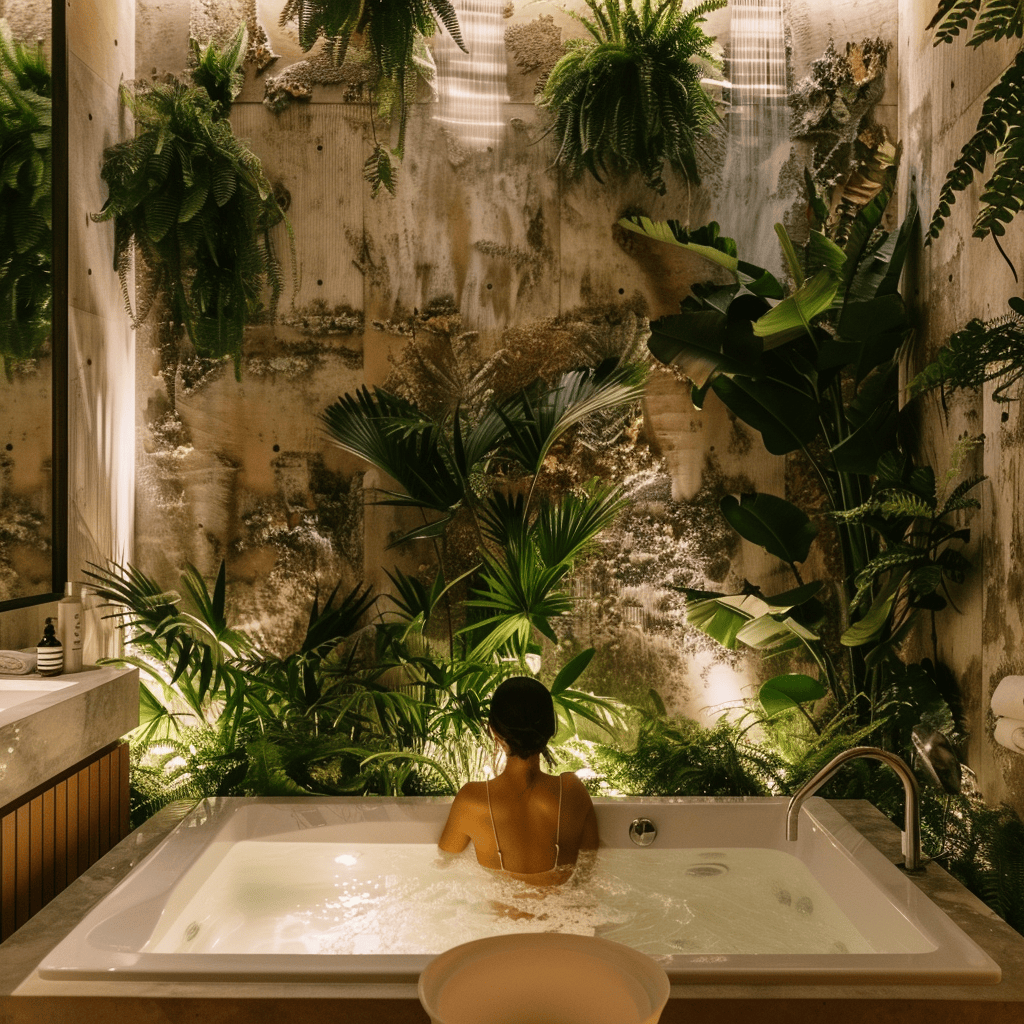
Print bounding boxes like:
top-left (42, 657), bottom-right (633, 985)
top-left (93, 27), bottom-right (294, 376)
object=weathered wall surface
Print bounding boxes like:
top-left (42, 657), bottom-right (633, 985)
top-left (64, 0), bottom-right (136, 660)
top-left (898, 2), bottom-right (1024, 816)
top-left (127, 0), bottom-right (899, 724)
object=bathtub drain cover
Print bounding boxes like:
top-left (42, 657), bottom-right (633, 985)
top-left (184, 921), bottom-right (200, 942)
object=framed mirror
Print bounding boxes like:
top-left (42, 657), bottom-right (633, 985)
top-left (0, 0), bottom-right (66, 611)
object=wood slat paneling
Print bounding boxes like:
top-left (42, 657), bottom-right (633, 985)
top-left (0, 743), bottom-right (129, 943)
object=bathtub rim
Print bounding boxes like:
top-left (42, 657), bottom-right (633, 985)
top-left (31, 794), bottom-right (1001, 986)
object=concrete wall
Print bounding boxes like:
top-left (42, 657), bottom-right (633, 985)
top-left (898, 1), bottom-right (1024, 816)
top-left (121, 0), bottom-right (902, 724)
top-left (66, 0), bottom-right (136, 660)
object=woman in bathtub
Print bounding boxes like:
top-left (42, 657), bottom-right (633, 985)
top-left (437, 676), bottom-right (598, 889)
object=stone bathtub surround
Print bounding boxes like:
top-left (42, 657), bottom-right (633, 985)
top-left (0, 800), bottom-right (1021, 1024)
top-left (0, 667), bottom-right (140, 808)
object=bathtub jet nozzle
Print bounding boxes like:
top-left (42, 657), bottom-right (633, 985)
top-left (785, 746), bottom-right (923, 873)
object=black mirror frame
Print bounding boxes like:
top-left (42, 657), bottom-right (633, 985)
top-left (0, 0), bottom-right (67, 612)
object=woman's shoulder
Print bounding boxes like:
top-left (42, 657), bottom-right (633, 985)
top-left (453, 780), bottom-right (489, 805)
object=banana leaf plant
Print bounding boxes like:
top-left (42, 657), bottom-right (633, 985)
top-left (620, 161), bottom-right (979, 721)
top-left (0, 21), bottom-right (51, 373)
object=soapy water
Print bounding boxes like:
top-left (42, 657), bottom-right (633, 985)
top-left (146, 844), bottom-right (874, 958)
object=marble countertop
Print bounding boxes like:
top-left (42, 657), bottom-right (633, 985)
top-left (0, 798), bottom-right (1021, 1024)
top-left (0, 665), bottom-right (139, 809)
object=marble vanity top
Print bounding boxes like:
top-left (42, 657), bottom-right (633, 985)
top-left (0, 665), bottom-right (139, 808)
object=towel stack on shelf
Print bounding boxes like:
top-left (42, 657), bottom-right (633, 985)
top-left (992, 676), bottom-right (1024, 753)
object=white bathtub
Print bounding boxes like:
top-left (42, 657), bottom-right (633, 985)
top-left (37, 795), bottom-right (1000, 985)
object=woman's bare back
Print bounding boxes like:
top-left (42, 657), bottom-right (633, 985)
top-left (438, 769), bottom-right (598, 885)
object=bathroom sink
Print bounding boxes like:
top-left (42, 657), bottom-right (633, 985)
top-left (0, 678), bottom-right (76, 712)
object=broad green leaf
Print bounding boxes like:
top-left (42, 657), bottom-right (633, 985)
top-left (711, 374), bottom-right (821, 455)
top-left (551, 648), bottom-right (596, 695)
top-left (758, 674), bottom-right (826, 716)
top-left (752, 270), bottom-right (839, 346)
top-left (735, 614), bottom-right (819, 650)
top-left (721, 492), bottom-right (818, 565)
top-left (841, 587), bottom-right (897, 647)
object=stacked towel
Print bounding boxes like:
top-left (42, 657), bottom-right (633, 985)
top-left (0, 649), bottom-right (37, 675)
top-left (992, 676), bottom-right (1024, 753)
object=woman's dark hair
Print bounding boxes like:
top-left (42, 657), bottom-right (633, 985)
top-left (489, 676), bottom-right (557, 765)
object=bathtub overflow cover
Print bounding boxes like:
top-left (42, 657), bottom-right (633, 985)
top-left (629, 818), bottom-right (657, 846)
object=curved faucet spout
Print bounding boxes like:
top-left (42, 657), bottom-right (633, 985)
top-left (785, 746), bottom-right (923, 872)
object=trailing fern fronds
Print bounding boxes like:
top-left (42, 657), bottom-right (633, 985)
top-left (93, 38), bottom-right (292, 373)
top-left (910, 301), bottom-right (1024, 402)
top-left (279, 0), bottom-right (462, 194)
top-left (539, 0), bottom-right (724, 193)
top-left (928, 3), bottom-right (1024, 255)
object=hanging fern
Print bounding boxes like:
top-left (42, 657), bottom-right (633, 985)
top-left (93, 28), bottom-right (292, 374)
top-left (0, 20), bottom-right (51, 374)
top-left (279, 0), bottom-right (464, 195)
top-left (909, 298), bottom-right (1024, 401)
top-left (928, 2), bottom-right (1024, 254)
top-left (538, 0), bottom-right (724, 194)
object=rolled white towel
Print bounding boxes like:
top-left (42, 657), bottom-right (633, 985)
top-left (993, 717), bottom-right (1024, 754)
top-left (991, 675), bottom-right (1024, 719)
top-left (0, 649), bottom-right (37, 675)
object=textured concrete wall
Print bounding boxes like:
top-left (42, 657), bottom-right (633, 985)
top-left (125, 0), bottom-right (899, 724)
top-left (898, 2), bottom-right (1024, 815)
top-left (65, 0), bottom-right (136, 657)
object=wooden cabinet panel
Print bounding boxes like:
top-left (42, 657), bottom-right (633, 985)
top-left (0, 742), bottom-right (130, 943)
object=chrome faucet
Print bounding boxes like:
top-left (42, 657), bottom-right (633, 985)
top-left (786, 746), bottom-right (923, 872)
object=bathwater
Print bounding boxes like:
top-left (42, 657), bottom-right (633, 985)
top-left (145, 844), bottom-right (876, 957)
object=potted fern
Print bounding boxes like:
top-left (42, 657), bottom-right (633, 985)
top-left (278, 0), bottom-right (464, 195)
top-left (0, 21), bottom-right (52, 373)
top-left (93, 28), bottom-right (291, 374)
top-left (539, 0), bottom-right (725, 194)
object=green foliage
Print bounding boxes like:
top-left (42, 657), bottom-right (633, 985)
top-left (584, 713), bottom-right (789, 797)
top-left (941, 795), bottom-right (1024, 933)
top-left (98, 359), bottom-right (642, 815)
top-left (322, 362), bottom-right (647, 661)
top-left (538, 0), bottom-right (724, 193)
top-left (833, 441), bottom-right (984, 648)
top-left (628, 163), bottom-right (985, 733)
top-left (909, 299), bottom-right (1024, 402)
top-left (0, 21), bottom-right (51, 372)
top-left (928, 2), bottom-right (1024, 250)
top-left (279, 0), bottom-right (463, 195)
top-left (93, 31), bottom-right (291, 373)
top-left (188, 25), bottom-right (247, 112)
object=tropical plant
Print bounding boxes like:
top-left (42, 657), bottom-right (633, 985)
top-left (618, 162), bottom-right (983, 745)
top-left (538, 0), bottom-right (723, 193)
top-left (322, 361), bottom-right (648, 665)
top-left (0, 20), bottom-right (51, 373)
top-left (278, 0), bottom-right (464, 195)
top-left (93, 27), bottom-right (291, 373)
top-left (909, 297), bottom-right (1024, 403)
top-left (927, 1), bottom-right (1024, 270)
